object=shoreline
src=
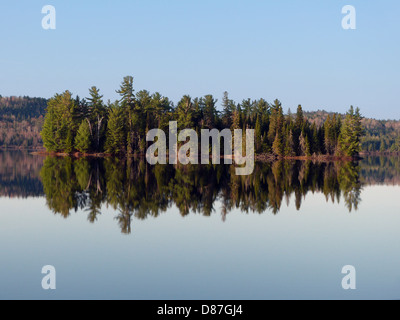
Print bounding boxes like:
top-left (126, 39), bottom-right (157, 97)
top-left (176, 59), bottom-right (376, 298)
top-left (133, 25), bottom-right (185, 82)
top-left (30, 151), bottom-right (364, 162)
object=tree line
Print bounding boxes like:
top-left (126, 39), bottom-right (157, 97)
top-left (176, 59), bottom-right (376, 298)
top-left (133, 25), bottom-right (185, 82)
top-left (304, 110), bottom-right (400, 153)
top-left (0, 96), bottom-right (46, 148)
top-left (40, 76), bottom-right (365, 159)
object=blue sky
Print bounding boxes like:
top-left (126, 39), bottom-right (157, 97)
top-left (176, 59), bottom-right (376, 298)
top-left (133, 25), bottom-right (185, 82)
top-left (0, 0), bottom-right (399, 119)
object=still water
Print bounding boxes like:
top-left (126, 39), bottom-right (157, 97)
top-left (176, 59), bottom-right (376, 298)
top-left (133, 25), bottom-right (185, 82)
top-left (0, 151), bottom-right (399, 300)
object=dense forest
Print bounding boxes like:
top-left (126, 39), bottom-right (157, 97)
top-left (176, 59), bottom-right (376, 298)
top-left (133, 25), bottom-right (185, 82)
top-left (1, 81), bottom-right (399, 154)
top-left (0, 95), bottom-right (47, 148)
top-left (40, 76), bottom-right (364, 159)
top-left (305, 110), bottom-right (400, 153)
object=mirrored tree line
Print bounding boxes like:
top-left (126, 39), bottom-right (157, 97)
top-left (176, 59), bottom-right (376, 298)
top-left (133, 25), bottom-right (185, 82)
top-left (39, 157), bottom-right (362, 234)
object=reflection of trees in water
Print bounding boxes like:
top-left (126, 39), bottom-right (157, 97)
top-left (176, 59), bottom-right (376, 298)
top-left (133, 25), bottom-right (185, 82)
top-left (0, 151), bottom-right (44, 198)
top-left (2, 152), bottom-right (397, 202)
top-left (360, 155), bottom-right (400, 185)
top-left (40, 157), bottom-right (363, 234)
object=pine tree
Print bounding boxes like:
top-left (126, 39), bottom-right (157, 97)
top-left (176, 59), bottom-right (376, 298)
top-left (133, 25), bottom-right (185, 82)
top-left (255, 115), bottom-right (262, 153)
top-left (75, 120), bottom-right (91, 153)
top-left (41, 109), bottom-right (57, 152)
top-left (284, 129), bottom-right (295, 157)
top-left (87, 86), bottom-right (106, 152)
top-left (311, 123), bottom-right (320, 155)
top-left (339, 106), bottom-right (364, 157)
top-left (104, 103), bottom-right (126, 155)
top-left (272, 131), bottom-right (283, 156)
top-left (221, 91), bottom-right (233, 129)
top-left (305, 135), bottom-right (311, 156)
top-left (231, 108), bottom-right (241, 131)
top-left (267, 100), bottom-right (281, 144)
top-left (41, 91), bottom-right (77, 153)
top-left (202, 95), bottom-right (218, 129)
top-left (299, 131), bottom-right (310, 156)
top-left (324, 114), bottom-right (341, 155)
top-left (116, 76), bottom-right (137, 154)
top-left (295, 105), bottom-right (304, 131)
top-left (176, 95), bottom-right (194, 129)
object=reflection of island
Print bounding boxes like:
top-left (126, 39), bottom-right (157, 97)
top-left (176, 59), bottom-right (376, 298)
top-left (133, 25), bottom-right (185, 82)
top-left (0, 151), bottom-right (44, 198)
top-left (1, 151), bottom-right (399, 235)
top-left (360, 156), bottom-right (400, 186)
top-left (38, 156), bottom-right (363, 234)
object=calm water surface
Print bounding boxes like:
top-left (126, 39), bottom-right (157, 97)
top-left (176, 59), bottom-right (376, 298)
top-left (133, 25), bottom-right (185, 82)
top-left (0, 151), bottom-right (399, 299)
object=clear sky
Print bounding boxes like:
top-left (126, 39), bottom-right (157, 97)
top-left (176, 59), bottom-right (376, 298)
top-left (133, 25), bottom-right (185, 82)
top-left (0, 0), bottom-right (399, 119)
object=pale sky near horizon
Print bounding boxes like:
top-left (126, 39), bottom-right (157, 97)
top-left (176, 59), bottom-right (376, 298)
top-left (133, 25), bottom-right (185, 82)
top-left (0, 0), bottom-right (399, 120)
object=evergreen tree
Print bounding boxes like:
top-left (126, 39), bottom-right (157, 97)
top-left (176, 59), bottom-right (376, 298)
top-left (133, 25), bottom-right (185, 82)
top-left (221, 91), bottom-right (233, 129)
top-left (231, 107), bottom-right (241, 131)
top-left (41, 91), bottom-right (77, 153)
top-left (311, 123), bottom-right (320, 155)
top-left (324, 114), bottom-right (341, 155)
top-left (104, 102), bottom-right (126, 155)
top-left (295, 105), bottom-right (304, 131)
top-left (176, 95), bottom-right (194, 129)
top-left (299, 131), bottom-right (310, 156)
top-left (255, 115), bottom-right (262, 153)
top-left (75, 120), bottom-right (91, 153)
top-left (267, 99), bottom-right (283, 144)
top-left (116, 76), bottom-right (137, 154)
top-left (339, 106), bottom-right (364, 157)
top-left (87, 86), bottom-right (106, 151)
top-left (272, 131), bottom-right (283, 156)
top-left (284, 129), bottom-right (295, 157)
top-left (202, 95), bottom-right (218, 129)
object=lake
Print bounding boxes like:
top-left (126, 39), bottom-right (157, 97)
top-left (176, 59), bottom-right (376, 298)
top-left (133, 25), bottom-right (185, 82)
top-left (0, 150), bottom-right (399, 300)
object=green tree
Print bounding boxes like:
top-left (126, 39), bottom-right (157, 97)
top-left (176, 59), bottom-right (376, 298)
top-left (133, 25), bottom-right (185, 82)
top-left (284, 129), bottom-right (295, 157)
top-left (299, 131), bottom-right (310, 156)
top-left (75, 120), bottom-right (91, 153)
top-left (202, 95), bottom-right (218, 129)
top-left (87, 86), bottom-right (106, 151)
top-left (267, 99), bottom-right (283, 144)
top-left (339, 106), bottom-right (364, 157)
top-left (272, 131), bottom-right (283, 156)
top-left (221, 91), bottom-right (233, 129)
top-left (116, 76), bottom-right (138, 154)
top-left (104, 102), bottom-right (126, 155)
top-left (255, 115), bottom-right (262, 153)
top-left (176, 95), bottom-right (194, 130)
top-left (324, 114), bottom-right (341, 155)
top-left (295, 105), bottom-right (304, 131)
top-left (41, 91), bottom-right (77, 153)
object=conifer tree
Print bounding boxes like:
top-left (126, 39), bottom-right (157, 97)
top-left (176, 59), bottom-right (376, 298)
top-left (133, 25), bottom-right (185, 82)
top-left (87, 86), bottom-right (106, 151)
top-left (284, 129), bottom-right (295, 157)
top-left (104, 102), bottom-right (126, 155)
top-left (339, 106), bottom-right (364, 157)
top-left (221, 91), bottom-right (234, 129)
top-left (272, 131), bottom-right (283, 156)
top-left (41, 90), bottom-right (77, 153)
top-left (176, 95), bottom-right (194, 129)
top-left (75, 120), bottom-right (91, 153)
top-left (255, 115), bottom-right (262, 153)
top-left (116, 76), bottom-right (137, 154)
